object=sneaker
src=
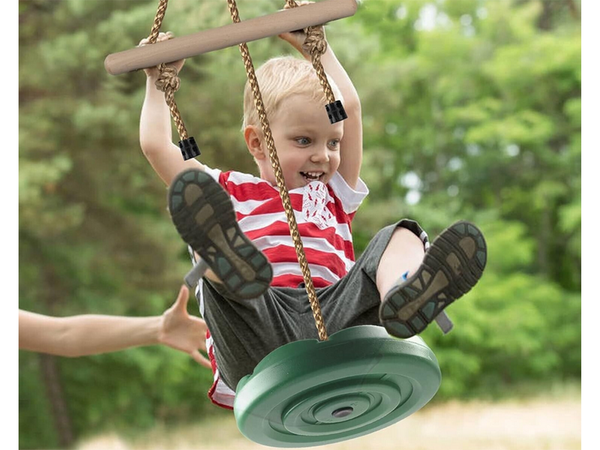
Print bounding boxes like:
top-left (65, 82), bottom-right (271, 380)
top-left (379, 221), bottom-right (487, 338)
top-left (168, 169), bottom-right (273, 299)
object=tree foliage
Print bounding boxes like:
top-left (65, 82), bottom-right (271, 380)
top-left (350, 0), bottom-right (581, 398)
top-left (19, 0), bottom-right (580, 447)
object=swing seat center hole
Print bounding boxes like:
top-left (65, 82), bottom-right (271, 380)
top-left (332, 406), bottom-right (354, 418)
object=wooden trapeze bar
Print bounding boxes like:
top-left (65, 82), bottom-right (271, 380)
top-left (105, 0), bottom-right (358, 75)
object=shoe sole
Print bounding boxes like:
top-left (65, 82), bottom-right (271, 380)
top-left (168, 169), bottom-right (273, 299)
top-left (379, 221), bottom-right (487, 338)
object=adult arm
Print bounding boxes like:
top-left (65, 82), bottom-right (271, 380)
top-left (19, 286), bottom-right (210, 367)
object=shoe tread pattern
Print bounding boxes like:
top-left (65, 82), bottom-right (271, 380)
top-left (380, 221), bottom-right (487, 338)
top-left (168, 169), bottom-right (273, 299)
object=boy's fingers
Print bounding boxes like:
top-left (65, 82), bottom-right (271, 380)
top-left (157, 31), bottom-right (174, 42)
top-left (140, 31), bottom-right (173, 47)
top-left (284, 1), bottom-right (312, 8)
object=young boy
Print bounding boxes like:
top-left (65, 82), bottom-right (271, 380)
top-left (139, 28), bottom-right (486, 408)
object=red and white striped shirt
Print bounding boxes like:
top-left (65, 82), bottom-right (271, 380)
top-left (198, 166), bottom-right (369, 408)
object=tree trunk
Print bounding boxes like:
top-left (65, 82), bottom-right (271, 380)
top-left (537, 0), bottom-right (580, 30)
top-left (537, 0), bottom-right (554, 30)
top-left (39, 354), bottom-right (74, 448)
top-left (537, 206), bottom-right (551, 277)
top-left (38, 262), bottom-right (75, 448)
top-left (565, 0), bottom-right (580, 20)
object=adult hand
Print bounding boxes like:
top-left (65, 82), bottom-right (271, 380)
top-left (158, 285), bottom-right (211, 368)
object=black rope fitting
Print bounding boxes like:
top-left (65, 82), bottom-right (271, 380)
top-left (179, 137), bottom-right (201, 160)
top-left (325, 100), bottom-right (347, 124)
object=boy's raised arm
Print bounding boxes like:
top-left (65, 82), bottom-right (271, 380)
top-left (139, 33), bottom-right (204, 186)
top-left (279, 3), bottom-right (363, 189)
top-left (318, 46), bottom-right (362, 190)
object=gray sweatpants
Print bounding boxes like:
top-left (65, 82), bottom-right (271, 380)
top-left (198, 219), bottom-right (428, 391)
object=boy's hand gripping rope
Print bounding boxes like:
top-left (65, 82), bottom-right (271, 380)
top-left (148, 0), bottom-right (200, 160)
top-left (283, 0), bottom-right (347, 124)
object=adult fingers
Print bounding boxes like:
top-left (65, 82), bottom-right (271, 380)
top-left (173, 285), bottom-right (190, 312)
top-left (190, 350), bottom-right (212, 369)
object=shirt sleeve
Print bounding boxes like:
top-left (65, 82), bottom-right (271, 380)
top-left (203, 165), bottom-right (222, 183)
top-left (328, 172), bottom-right (369, 214)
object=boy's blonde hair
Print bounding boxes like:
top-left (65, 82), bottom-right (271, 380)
top-left (242, 56), bottom-right (343, 131)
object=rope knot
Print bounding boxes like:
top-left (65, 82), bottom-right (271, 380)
top-left (155, 65), bottom-right (181, 94)
top-left (303, 26), bottom-right (327, 57)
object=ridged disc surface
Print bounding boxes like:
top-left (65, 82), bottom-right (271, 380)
top-left (234, 326), bottom-right (441, 447)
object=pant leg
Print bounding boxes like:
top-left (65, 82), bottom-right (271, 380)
top-left (320, 219), bottom-right (429, 332)
top-left (201, 218), bottom-right (428, 389)
top-left (200, 280), bottom-right (315, 390)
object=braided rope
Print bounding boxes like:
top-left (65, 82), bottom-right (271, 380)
top-left (148, 0), bottom-right (169, 44)
top-left (147, 0), bottom-right (189, 141)
top-left (284, 1), bottom-right (336, 104)
top-left (226, 0), bottom-right (328, 342)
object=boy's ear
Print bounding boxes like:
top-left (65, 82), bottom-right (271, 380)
top-left (244, 126), bottom-right (266, 160)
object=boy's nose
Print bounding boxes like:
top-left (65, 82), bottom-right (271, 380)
top-left (311, 146), bottom-right (330, 162)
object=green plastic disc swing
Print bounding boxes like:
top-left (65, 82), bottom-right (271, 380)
top-left (234, 325), bottom-right (441, 447)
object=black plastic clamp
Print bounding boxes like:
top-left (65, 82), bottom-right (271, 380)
top-left (179, 137), bottom-right (201, 160)
top-left (325, 100), bottom-right (347, 124)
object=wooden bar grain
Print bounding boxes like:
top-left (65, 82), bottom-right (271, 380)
top-left (105, 0), bottom-right (357, 75)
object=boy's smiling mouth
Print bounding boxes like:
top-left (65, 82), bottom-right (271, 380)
top-left (300, 171), bottom-right (324, 182)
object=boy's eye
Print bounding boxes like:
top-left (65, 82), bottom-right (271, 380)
top-left (328, 139), bottom-right (341, 149)
top-left (295, 137), bottom-right (311, 145)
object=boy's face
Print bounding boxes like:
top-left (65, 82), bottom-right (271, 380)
top-left (252, 93), bottom-right (344, 190)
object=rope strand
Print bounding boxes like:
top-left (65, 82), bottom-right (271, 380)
top-left (227, 0), bottom-right (328, 342)
top-left (147, 0), bottom-right (192, 145)
top-left (148, 0), bottom-right (169, 44)
top-left (284, 1), bottom-right (336, 104)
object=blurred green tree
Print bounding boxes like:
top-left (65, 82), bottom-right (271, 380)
top-left (351, 0), bottom-right (580, 398)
